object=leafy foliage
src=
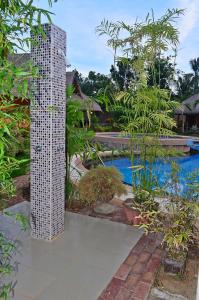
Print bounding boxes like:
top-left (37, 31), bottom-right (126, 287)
top-left (190, 57), bottom-right (199, 93)
top-left (0, 0), bottom-right (53, 58)
top-left (97, 9), bottom-right (183, 84)
top-left (138, 162), bottom-right (199, 260)
top-left (78, 166), bottom-right (126, 206)
top-left (97, 9), bottom-right (182, 133)
top-left (110, 60), bottom-right (136, 91)
top-left (162, 201), bottom-right (198, 258)
top-left (175, 57), bottom-right (199, 102)
top-left (147, 56), bottom-right (176, 90)
top-left (115, 86), bottom-right (178, 135)
top-left (66, 101), bottom-right (93, 157)
top-left (65, 86), bottom-right (95, 204)
top-left (77, 70), bottom-right (113, 97)
top-left (0, 233), bottom-right (16, 299)
top-left (175, 73), bottom-right (196, 101)
top-left (66, 86), bottom-right (95, 158)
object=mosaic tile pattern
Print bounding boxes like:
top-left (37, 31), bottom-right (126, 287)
top-left (30, 24), bottom-right (66, 240)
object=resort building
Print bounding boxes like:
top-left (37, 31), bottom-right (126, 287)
top-left (8, 53), bottom-right (101, 113)
top-left (175, 93), bottom-right (199, 133)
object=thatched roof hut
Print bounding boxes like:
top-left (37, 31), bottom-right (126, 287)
top-left (175, 93), bottom-right (199, 132)
top-left (7, 54), bottom-right (102, 112)
top-left (175, 93), bottom-right (199, 115)
top-left (66, 71), bottom-right (101, 112)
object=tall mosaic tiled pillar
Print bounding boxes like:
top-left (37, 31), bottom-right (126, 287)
top-left (30, 24), bottom-right (66, 240)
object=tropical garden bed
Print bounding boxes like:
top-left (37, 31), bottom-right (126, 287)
top-left (149, 244), bottom-right (199, 300)
top-left (7, 174), bottom-right (199, 300)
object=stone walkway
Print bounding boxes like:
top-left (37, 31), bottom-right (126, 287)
top-left (73, 200), bottom-right (164, 300)
top-left (0, 202), bottom-right (143, 300)
top-left (0, 200), bottom-right (166, 300)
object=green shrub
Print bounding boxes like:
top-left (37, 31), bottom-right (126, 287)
top-left (78, 166), bottom-right (126, 206)
top-left (93, 124), bottom-right (114, 132)
top-left (162, 201), bottom-right (198, 259)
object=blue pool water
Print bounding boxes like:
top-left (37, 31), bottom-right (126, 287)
top-left (104, 154), bottom-right (199, 194)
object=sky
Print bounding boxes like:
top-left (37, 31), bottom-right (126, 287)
top-left (34, 0), bottom-right (199, 76)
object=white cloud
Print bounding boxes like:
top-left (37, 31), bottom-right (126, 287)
top-left (59, 3), bottom-right (135, 75)
top-left (178, 0), bottom-right (199, 42)
top-left (174, 0), bottom-right (199, 72)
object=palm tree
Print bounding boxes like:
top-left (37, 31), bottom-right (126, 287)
top-left (190, 57), bottom-right (199, 93)
top-left (190, 58), bottom-right (199, 75)
top-left (176, 73), bottom-right (195, 101)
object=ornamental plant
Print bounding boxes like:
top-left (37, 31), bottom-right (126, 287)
top-left (162, 163), bottom-right (199, 259)
top-left (0, 105), bottom-right (30, 299)
top-left (97, 9), bottom-right (199, 267)
top-left (78, 166), bottom-right (126, 206)
top-left (97, 9), bottom-right (182, 134)
top-left (162, 201), bottom-right (198, 260)
top-left (97, 9), bottom-right (182, 196)
top-left (65, 86), bottom-right (95, 205)
top-left (139, 162), bottom-right (199, 261)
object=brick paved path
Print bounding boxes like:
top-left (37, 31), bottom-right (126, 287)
top-left (98, 233), bottom-right (164, 300)
top-left (69, 200), bottom-right (164, 300)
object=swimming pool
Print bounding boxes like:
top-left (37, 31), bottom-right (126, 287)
top-left (104, 154), bottom-right (199, 195)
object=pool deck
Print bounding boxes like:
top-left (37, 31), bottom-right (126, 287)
top-left (94, 132), bottom-right (199, 153)
top-left (0, 202), bottom-right (143, 300)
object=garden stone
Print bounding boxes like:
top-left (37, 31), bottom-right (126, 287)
top-left (163, 256), bottom-right (186, 275)
top-left (154, 197), bottom-right (170, 213)
top-left (110, 197), bottom-right (124, 206)
top-left (164, 258), bottom-right (186, 274)
top-left (151, 287), bottom-right (189, 300)
top-left (119, 192), bottom-right (135, 202)
top-left (94, 203), bottom-right (117, 215)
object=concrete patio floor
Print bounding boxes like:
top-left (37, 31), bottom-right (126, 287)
top-left (0, 202), bottom-right (142, 300)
